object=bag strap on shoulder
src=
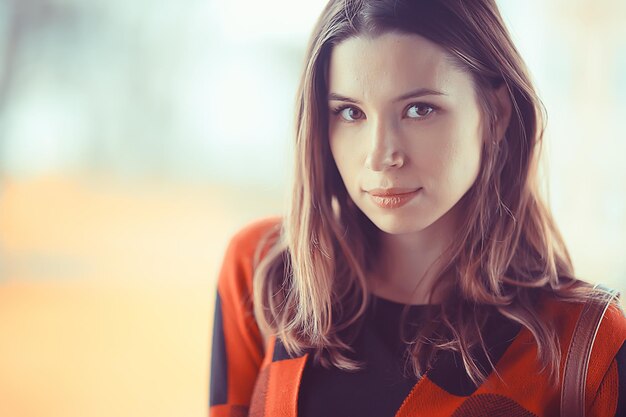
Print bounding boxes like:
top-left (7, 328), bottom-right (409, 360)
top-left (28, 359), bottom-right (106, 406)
top-left (561, 284), bottom-right (620, 417)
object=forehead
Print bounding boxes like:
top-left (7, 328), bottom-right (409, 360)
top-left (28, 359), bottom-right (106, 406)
top-left (327, 32), bottom-right (471, 100)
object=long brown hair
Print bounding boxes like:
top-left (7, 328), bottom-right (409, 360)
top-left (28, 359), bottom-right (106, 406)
top-left (252, 0), bottom-right (602, 387)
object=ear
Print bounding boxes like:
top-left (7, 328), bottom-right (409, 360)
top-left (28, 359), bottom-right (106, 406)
top-left (492, 82), bottom-right (512, 142)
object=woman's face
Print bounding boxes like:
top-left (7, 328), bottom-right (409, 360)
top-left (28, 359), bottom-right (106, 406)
top-left (327, 32), bottom-right (484, 236)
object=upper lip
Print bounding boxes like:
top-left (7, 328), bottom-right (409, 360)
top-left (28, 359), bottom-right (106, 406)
top-left (367, 187), bottom-right (421, 196)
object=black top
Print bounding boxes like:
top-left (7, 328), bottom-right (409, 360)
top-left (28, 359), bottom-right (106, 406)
top-left (297, 296), bottom-right (434, 417)
top-left (297, 294), bottom-right (626, 417)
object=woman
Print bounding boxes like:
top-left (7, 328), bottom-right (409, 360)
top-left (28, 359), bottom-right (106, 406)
top-left (210, 1), bottom-right (626, 416)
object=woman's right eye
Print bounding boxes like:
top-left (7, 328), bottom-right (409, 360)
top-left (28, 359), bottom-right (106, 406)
top-left (332, 106), bottom-right (364, 122)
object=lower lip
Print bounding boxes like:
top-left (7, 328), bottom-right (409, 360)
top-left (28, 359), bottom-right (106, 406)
top-left (369, 189), bottom-right (421, 209)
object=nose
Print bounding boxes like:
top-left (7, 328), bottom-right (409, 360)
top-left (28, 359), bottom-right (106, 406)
top-left (364, 117), bottom-right (405, 171)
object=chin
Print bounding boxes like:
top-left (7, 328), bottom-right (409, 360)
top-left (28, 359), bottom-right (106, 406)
top-left (365, 212), bottom-right (431, 235)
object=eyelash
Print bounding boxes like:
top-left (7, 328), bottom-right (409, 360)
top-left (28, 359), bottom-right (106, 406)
top-left (330, 102), bottom-right (439, 122)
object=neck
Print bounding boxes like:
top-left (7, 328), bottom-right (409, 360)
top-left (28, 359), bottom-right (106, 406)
top-left (369, 203), bottom-right (462, 305)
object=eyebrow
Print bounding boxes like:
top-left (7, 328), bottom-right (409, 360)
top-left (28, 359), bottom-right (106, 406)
top-left (327, 88), bottom-right (447, 104)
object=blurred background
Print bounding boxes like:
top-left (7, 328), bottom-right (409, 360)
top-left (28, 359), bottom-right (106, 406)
top-left (0, 0), bottom-right (625, 416)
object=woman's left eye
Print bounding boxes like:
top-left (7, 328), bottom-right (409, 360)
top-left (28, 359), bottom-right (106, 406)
top-left (405, 103), bottom-right (435, 119)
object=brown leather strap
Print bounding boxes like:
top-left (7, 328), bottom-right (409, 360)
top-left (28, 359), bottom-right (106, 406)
top-left (561, 285), bottom-right (619, 417)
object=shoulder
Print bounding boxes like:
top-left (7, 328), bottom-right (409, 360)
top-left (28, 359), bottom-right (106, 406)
top-left (217, 216), bottom-right (284, 294)
top-left (537, 290), bottom-right (626, 382)
top-left (225, 216), bottom-right (283, 260)
top-left (538, 290), bottom-right (626, 346)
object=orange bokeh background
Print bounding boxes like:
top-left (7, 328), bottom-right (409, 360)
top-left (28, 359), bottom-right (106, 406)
top-left (0, 175), bottom-right (283, 417)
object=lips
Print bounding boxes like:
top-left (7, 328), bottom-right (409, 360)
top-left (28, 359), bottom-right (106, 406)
top-left (368, 187), bottom-right (421, 197)
top-left (367, 187), bottom-right (422, 209)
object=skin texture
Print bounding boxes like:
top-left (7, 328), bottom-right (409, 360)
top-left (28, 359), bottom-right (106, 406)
top-left (327, 32), bottom-right (510, 304)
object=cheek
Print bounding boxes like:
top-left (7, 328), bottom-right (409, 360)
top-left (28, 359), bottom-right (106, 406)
top-left (416, 122), bottom-right (481, 186)
top-left (409, 125), bottom-right (458, 175)
top-left (329, 137), bottom-right (359, 186)
top-left (445, 125), bottom-right (482, 185)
